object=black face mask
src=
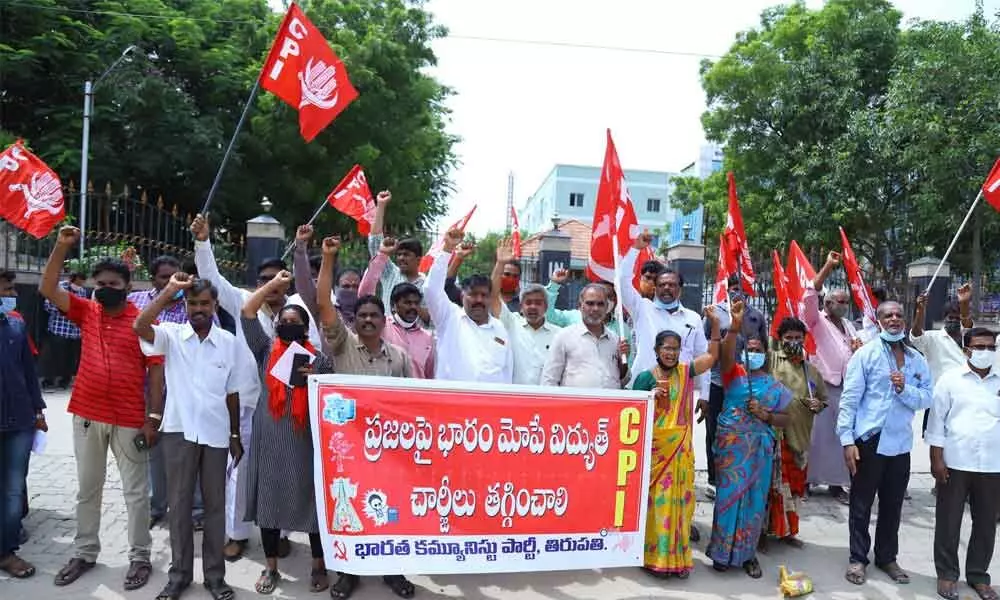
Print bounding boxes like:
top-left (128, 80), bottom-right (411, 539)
top-left (275, 322), bottom-right (307, 343)
top-left (94, 287), bottom-right (127, 309)
top-left (782, 340), bottom-right (804, 356)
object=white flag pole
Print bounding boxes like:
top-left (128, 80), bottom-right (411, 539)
top-left (279, 195), bottom-right (330, 261)
top-left (925, 189), bottom-right (982, 293)
top-left (610, 232), bottom-right (628, 367)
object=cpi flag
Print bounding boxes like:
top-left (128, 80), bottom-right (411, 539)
top-left (308, 375), bottom-right (653, 574)
top-left (770, 250), bottom-right (794, 339)
top-left (510, 205), bottom-right (522, 259)
top-left (839, 227), bottom-right (879, 330)
top-left (0, 141), bottom-right (65, 239)
top-left (724, 172), bottom-right (756, 296)
top-left (587, 129), bottom-right (640, 282)
top-left (261, 3), bottom-right (359, 142)
top-left (785, 241), bottom-right (817, 354)
top-left (982, 157), bottom-right (1000, 211)
top-left (327, 165), bottom-right (375, 234)
top-left (712, 235), bottom-right (730, 305)
top-left (418, 205), bottom-right (477, 273)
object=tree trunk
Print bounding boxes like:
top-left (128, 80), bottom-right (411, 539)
top-left (972, 207), bottom-right (983, 319)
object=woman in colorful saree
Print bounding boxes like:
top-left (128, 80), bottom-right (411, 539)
top-left (706, 300), bottom-right (792, 579)
top-left (632, 306), bottom-right (722, 579)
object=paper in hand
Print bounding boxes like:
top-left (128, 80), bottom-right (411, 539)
top-left (269, 341), bottom-right (317, 387)
top-left (32, 430), bottom-right (47, 454)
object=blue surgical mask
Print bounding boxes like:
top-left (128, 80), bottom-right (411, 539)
top-left (880, 330), bottom-right (905, 343)
top-left (747, 351), bottom-right (766, 371)
top-left (653, 298), bottom-right (680, 311)
top-left (0, 297), bottom-right (15, 314)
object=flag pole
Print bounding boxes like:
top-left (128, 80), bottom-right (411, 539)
top-left (280, 195), bottom-right (330, 261)
top-left (925, 189), bottom-right (982, 293)
top-left (200, 79), bottom-right (261, 216)
top-left (610, 233), bottom-right (628, 367)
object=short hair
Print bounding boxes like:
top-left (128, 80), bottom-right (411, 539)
top-left (69, 271), bottom-right (87, 281)
top-left (872, 287), bottom-right (888, 304)
top-left (519, 283), bottom-right (548, 304)
top-left (279, 303), bottom-right (311, 328)
top-left (655, 329), bottom-right (682, 347)
top-left (150, 255), bottom-right (181, 276)
top-left (579, 282), bottom-right (609, 301)
top-left (777, 317), bottom-right (808, 338)
top-left (641, 260), bottom-right (665, 276)
top-left (876, 300), bottom-right (902, 317)
top-left (308, 254), bottom-right (323, 273)
top-left (256, 257), bottom-right (286, 275)
top-left (181, 260), bottom-right (198, 276)
top-left (656, 267), bottom-right (685, 287)
top-left (727, 274), bottom-right (740, 287)
top-left (461, 274), bottom-right (492, 293)
top-left (91, 258), bottom-right (132, 284)
top-left (964, 327), bottom-right (996, 347)
top-left (390, 282), bottom-right (423, 305)
top-left (355, 294), bottom-right (385, 316)
top-left (184, 278), bottom-right (218, 300)
top-left (337, 267), bottom-right (361, 283)
top-left (0, 269), bottom-right (14, 283)
top-left (503, 259), bottom-right (521, 273)
top-left (396, 238), bottom-right (423, 257)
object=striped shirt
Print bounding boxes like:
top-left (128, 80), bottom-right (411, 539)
top-left (45, 281), bottom-right (87, 338)
top-left (64, 293), bottom-right (163, 428)
top-left (128, 288), bottom-right (188, 324)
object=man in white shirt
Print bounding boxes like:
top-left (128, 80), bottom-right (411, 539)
top-left (926, 327), bottom-right (1000, 600)
top-left (426, 229), bottom-right (512, 383)
top-left (620, 233), bottom-right (708, 395)
top-left (133, 273), bottom-right (244, 600)
top-left (490, 239), bottom-right (559, 385)
top-left (541, 284), bottom-right (628, 389)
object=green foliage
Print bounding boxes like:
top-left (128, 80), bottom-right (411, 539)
top-left (456, 232), bottom-right (501, 280)
top-left (0, 0), bottom-right (457, 238)
top-left (64, 243), bottom-right (150, 280)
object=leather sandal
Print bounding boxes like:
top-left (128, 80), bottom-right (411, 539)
top-left (124, 560), bottom-right (153, 590)
top-left (971, 583), bottom-right (1000, 600)
top-left (877, 562), bottom-right (910, 584)
top-left (845, 562), bottom-right (866, 585)
top-left (54, 557), bottom-right (95, 586)
top-left (330, 573), bottom-right (360, 599)
top-left (937, 580), bottom-right (958, 600)
top-left (383, 575), bottom-right (416, 598)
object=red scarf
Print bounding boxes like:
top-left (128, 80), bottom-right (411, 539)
top-left (266, 337), bottom-right (316, 430)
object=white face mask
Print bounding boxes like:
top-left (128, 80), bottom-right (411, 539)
top-left (969, 350), bottom-right (996, 370)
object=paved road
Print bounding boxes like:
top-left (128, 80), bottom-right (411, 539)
top-left (3, 390), bottom-right (974, 599)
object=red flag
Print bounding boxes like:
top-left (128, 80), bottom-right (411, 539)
top-left (982, 157), bottom-right (1000, 211)
top-left (260, 3), bottom-right (359, 142)
top-left (326, 165), bottom-right (375, 234)
top-left (0, 141), bottom-right (65, 239)
top-left (839, 227), bottom-right (879, 330)
top-left (587, 129), bottom-right (640, 282)
top-left (712, 234), bottom-right (730, 305)
top-left (510, 205), bottom-right (522, 259)
top-left (770, 250), bottom-right (794, 339)
top-left (724, 172), bottom-right (756, 296)
top-left (785, 240), bottom-right (818, 354)
top-left (418, 205), bottom-right (477, 273)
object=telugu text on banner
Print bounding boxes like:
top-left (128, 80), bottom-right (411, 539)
top-left (307, 376), bottom-right (654, 574)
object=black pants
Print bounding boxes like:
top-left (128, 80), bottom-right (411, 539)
top-left (705, 383), bottom-right (724, 486)
top-left (848, 434), bottom-right (910, 566)
top-left (41, 334), bottom-right (80, 386)
top-left (934, 469), bottom-right (1000, 585)
top-left (261, 528), bottom-right (323, 559)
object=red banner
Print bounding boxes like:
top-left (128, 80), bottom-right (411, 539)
top-left (0, 141), bottom-right (65, 238)
top-left (310, 376), bottom-right (653, 574)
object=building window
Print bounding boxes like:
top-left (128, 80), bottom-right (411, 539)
top-left (647, 197), bottom-right (661, 213)
top-left (569, 192), bottom-right (584, 207)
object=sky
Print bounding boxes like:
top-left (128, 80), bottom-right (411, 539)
top-left (422, 0), bottom-right (999, 235)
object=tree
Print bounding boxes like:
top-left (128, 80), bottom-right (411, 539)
top-left (0, 0), bottom-right (456, 238)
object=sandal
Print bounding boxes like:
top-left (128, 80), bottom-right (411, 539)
top-left (54, 557), bottom-right (95, 586)
top-left (689, 524), bottom-right (700, 543)
top-left (155, 581), bottom-right (190, 600)
top-left (971, 583), bottom-right (1000, 600)
top-left (676, 569), bottom-right (691, 580)
top-left (783, 536), bottom-right (804, 549)
top-left (712, 562), bottom-right (728, 572)
top-left (224, 539), bottom-right (248, 563)
top-left (742, 558), bottom-right (762, 579)
top-left (206, 581), bottom-right (237, 600)
top-left (0, 553), bottom-right (36, 578)
top-left (937, 580), bottom-right (959, 600)
top-left (640, 566), bottom-right (670, 579)
top-left (384, 575), bottom-right (416, 598)
top-left (877, 562), bottom-right (910, 584)
top-left (311, 568), bottom-right (330, 592)
top-left (124, 560), bottom-right (153, 590)
top-left (845, 562), bottom-right (867, 585)
top-left (255, 569), bottom-right (280, 594)
top-left (330, 573), bottom-right (360, 599)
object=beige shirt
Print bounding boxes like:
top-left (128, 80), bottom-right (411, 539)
top-left (323, 317), bottom-right (412, 378)
top-left (541, 323), bottom-right (622, 389)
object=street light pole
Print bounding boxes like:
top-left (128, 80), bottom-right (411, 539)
top-left (78, 45), bottom-right (139, 256)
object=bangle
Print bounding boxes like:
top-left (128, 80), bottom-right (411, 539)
top-left (35, 412), bottom-right (44, 420)
top-left (147, 413), bottom-right (162, 422)
top-left (710, 338), bottom-right (721, 343)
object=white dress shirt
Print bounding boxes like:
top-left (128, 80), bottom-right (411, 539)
top-left (926, 363), bottom-right (1000, 473)
top-left (619, 248), bottom-right (709, 395)
top-left (499, 304), bottom-right (560, 385)
top-left (541, 323), bottom-right (622, 389)
top-left (142, 322), bottom-right (243, 449)
top-left (425, 251), bottom-right (513, 383)
top-left (909, 329), bottom-right (966, 382)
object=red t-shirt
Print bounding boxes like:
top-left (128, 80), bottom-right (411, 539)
top-left (65, 294), bottom-right (163, 428)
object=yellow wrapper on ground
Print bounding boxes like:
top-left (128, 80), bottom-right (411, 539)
top-left (778, 565), bottom-right (813, 597)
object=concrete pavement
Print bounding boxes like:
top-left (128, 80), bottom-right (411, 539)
top-left (2, 389), bottom-right (982, 599)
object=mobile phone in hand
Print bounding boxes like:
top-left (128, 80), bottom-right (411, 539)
top-left (289, 353), bottom-right (310, 387)
top-left (133, 432), bottom-right (149, 452)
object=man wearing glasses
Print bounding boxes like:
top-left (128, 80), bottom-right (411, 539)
top-left (837, 301), bottom-right (932, 587)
